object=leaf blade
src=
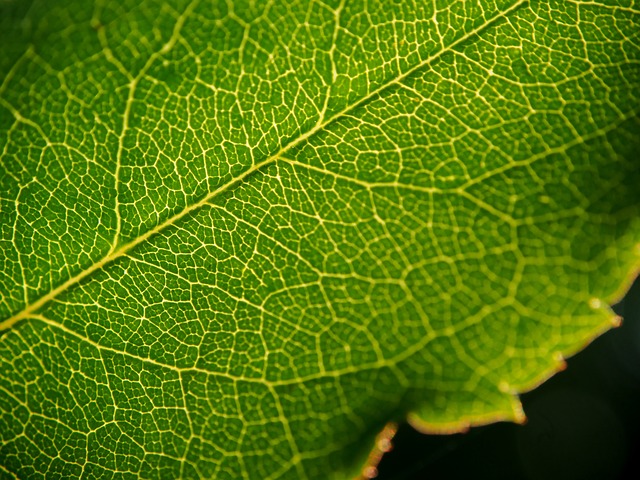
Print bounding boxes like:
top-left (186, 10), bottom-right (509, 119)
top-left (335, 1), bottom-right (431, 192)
top-left (1, 0), bottom-right (640, 478)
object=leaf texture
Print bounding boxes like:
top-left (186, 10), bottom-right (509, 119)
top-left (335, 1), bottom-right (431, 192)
top-left (1, 0), bottom-right (639, 478)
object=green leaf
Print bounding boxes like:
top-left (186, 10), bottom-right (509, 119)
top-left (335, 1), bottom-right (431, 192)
top-left (1, 0), bottom-right (639, 478)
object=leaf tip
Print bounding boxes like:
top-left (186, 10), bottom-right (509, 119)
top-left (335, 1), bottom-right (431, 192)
top-left (361, 466), bottom-right (378, 479)
top-left (512, 401), bottom-right (527, 425)
top-left (553, 351), bottom-right (567, 372)
top-left (610, 315), bottom-right (623, 328)
top-left (356, 422), bottom-right (397, 480)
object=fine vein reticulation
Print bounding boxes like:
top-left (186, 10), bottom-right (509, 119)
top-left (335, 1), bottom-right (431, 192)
top-left (1, 0), bottom-right (639, 479)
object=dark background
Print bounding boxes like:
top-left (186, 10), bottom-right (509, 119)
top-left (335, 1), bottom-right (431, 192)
top-left (377, 276), bottom-right (640, 480)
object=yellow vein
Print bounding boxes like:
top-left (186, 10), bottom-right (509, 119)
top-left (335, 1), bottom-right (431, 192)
top-left (0, 156), bottom-right (273, 330)
top-left (0, 0), bottom-right (526, 331)
top-left (110, 0), bottom-right (201, 250)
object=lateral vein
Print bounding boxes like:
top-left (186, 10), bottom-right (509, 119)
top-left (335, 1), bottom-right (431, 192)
top-left (0, 0), bottom-right (527, 331)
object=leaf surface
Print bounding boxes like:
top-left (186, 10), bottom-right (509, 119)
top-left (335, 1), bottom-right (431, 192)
top-left (1, 0), bottom-right (639, 478)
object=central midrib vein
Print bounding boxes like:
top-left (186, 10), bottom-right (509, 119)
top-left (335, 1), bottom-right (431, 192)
top-left (0, 0), bottom-right (526, 331)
